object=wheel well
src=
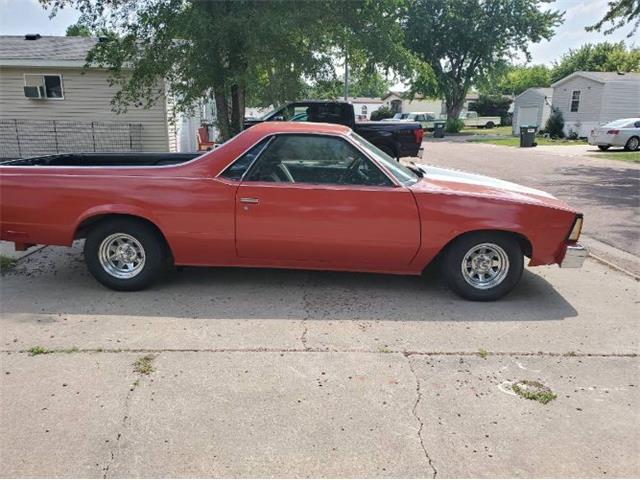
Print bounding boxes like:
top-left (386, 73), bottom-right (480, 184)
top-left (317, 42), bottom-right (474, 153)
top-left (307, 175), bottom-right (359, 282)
top-left (74, 214), bottom-right (172, 255)
top-left (424, 229), bottom-right (532, 271)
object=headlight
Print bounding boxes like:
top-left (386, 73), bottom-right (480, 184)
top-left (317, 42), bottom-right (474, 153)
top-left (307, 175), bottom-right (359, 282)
top-left (568, 215), bottom-right (583, 242)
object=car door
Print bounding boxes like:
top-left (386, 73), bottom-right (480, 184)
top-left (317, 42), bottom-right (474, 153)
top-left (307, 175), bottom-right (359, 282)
top-left (232, 134), bottom-right (421, 269)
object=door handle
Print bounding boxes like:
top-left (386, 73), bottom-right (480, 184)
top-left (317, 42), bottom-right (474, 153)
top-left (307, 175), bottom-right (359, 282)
top-left (240, 197), bottom-right (259, 204)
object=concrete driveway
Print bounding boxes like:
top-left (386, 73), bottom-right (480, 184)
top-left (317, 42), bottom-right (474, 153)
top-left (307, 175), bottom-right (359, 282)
top-left (418, 140), bottom-right (640, 274)
top-left (1, 240), bottom-right (639, 477)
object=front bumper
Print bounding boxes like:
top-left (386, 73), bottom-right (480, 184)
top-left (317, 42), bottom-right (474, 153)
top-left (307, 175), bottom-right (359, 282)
top-left (560, 243), bottom-right (588, 268)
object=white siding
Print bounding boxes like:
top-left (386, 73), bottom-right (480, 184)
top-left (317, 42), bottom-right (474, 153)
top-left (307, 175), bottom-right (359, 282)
top-left (512, 89), bottom-right (551, 134)
top-left (552, 76), bottom-right (604, 136)
top-left (599, 81), bottom-right (640, 124)
top-left (0, 66), bottom-right (169, 152)
top-left (384, 94), bottom-right (444, 115)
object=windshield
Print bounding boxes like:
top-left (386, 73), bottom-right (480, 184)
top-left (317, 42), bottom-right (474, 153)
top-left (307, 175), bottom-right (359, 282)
top-left (349, 132), bottom-right (419, 186)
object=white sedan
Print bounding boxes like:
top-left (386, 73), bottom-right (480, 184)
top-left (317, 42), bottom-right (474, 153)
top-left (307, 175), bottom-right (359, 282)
top-left (589, 118), bottom-right (640, 151)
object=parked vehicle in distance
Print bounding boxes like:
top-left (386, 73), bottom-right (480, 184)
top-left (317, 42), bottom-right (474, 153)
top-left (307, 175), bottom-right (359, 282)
top-left (244, 101), bottom-right (423, 159)
top-left (588, 118), bottom-right (640, 151)
top-left (394, 112), bottom-right (444, 132)
top-left (0, 122), bottom-right (586, 301)
top-left (459, 111), bottom-right (501, 128)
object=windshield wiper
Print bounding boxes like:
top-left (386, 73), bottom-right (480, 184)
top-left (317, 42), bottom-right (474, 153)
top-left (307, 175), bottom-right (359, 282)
top-left (407, 165), bottom-right (424, 177)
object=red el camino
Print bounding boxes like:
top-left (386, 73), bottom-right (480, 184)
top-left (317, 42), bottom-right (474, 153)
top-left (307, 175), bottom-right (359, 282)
top-left (0, 122), bottom-right (586, 301)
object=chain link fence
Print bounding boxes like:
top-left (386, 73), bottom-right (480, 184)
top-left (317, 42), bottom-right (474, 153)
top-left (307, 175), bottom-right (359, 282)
top-left (0, 119), bottom-right (143, 160)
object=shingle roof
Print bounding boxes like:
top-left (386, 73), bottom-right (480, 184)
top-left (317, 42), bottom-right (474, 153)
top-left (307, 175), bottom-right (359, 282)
top-left (579, 71), bottom-right (640, 82)
top-left (0, 35), bottom-right (97, 63)
top-left (551, 71), bottom-right (640, 87)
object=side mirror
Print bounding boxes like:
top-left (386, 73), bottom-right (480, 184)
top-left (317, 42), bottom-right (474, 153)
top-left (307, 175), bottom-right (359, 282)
top-left (272, 115), bottom-right (285, 121)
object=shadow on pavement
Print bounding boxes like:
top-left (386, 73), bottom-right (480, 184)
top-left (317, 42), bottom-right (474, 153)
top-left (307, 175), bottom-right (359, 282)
top-left (549, 164), bottom-right (640, 210)
top-left (2, 247), bottom-right (578, 323)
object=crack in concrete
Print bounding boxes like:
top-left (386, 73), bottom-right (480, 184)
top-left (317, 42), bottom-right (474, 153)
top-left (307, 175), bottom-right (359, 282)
top-left (5, 348), bottom-right (636, 357)
top-left (300, 272), bottom-right (313, 351)
top-left (405, 354), bottom-right (437, 478)
top-left (101, 356), bottom-right (156, 478)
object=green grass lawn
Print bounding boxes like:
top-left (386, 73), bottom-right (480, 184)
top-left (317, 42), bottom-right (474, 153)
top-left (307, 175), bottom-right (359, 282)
top-left (470, 136), bottom-right (587, 147)
top-left (588, 151), bottom-right (640, 163)
top-left (459, 125), bottom-right (512, 136)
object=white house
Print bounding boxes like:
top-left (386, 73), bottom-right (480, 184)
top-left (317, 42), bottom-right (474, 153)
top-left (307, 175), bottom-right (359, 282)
top-left (348, 96), bottom-right (384, 119)
top-left (0, 34), bottom-right (202, 158)
top-left (511, 87), bottom-right (553, 135)
top-left (382, 90), bottom-right (444, 115)
top-left (551, 71), bottom-right (640, 137)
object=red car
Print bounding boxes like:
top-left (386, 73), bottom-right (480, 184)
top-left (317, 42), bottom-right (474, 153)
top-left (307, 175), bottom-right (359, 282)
top-left (0, 122), bottom-right (586, 300)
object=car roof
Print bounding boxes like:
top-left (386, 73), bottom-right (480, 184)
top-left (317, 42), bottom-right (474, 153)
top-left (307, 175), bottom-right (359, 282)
top-left (247, 121), bottom-right (352, 136)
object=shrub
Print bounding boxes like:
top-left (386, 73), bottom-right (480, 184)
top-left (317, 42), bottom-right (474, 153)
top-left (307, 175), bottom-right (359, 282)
top-left (445, 117), bottom-right (464, 133)
top-left (370, 106), bottom-right (394, 121)
top-left (545, 108), bottom-right (565, 138)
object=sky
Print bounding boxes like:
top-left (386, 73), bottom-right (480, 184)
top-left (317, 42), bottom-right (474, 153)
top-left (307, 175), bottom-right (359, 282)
top-left (0, 0), bottom-right (636, 67)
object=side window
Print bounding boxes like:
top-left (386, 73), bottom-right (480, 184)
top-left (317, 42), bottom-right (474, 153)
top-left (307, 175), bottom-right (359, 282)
top-left (415, 115), bottom-right (425, 122)
top-left (634, 121), bottom-right (640, 128)
top-left (220, 137), bottom-right (272, 181)
top-left (245, 135), bottom-right (393, 187)
top-left (570, 90), bottom-right (580, 112)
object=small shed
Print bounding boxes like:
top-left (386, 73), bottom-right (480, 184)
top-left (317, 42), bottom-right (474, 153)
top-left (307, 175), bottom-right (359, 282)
top-left (511, 88), bottom-right (552, 135)
top-left (551, 71), bottom-right (640, 137)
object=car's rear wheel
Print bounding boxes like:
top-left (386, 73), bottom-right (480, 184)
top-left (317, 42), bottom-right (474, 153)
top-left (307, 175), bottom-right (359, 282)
top-left (624, 136), bottom-right (639, 151)
top-left (84, 218), bottom-right (166, 291)
top-left (485, 121), bottom-right (495, 129)
top-left (597, 145), bottom-right (610, 151)
top-left (441, 232), bottom-right (524, 301)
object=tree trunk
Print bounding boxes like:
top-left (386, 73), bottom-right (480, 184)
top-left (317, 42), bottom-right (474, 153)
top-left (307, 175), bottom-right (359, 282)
top-left (230, 82), bottom-right (246, 137)
top-left (214, 91), bottom-right (231, 141)
top-left (445, 96), bottom-right (465, 119)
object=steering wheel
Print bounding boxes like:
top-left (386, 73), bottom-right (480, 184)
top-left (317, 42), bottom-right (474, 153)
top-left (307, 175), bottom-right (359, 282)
top-left (337, 156), bottom-right (362, 184)
top-left (276, 163), bottom-right (295, 183)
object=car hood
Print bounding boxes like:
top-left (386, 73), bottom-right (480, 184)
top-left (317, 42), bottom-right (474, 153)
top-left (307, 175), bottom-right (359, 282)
top-left (409, 164), bottom-right (575, 211)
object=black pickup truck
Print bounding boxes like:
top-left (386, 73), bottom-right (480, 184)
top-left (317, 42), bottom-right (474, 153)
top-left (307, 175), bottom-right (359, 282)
top-left (244, 101), bottom-right (424, 159)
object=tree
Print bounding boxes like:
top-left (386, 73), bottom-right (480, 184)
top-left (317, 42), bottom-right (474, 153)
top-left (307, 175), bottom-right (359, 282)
top-left (496, 65), bottom-right (551, 95)
top-left (306, 69), bottom-right (391, 100)
top-left (403, 0), bottom-right (562, 119)
top-left (544, 108), bottom-right (564, 138)
top-left (470, 95), bottom-right (512, 118)
top-left (65, 23), bottom-right (91, 37)
top-left (370, 106), bottom-right (394, 120)
top-left (40, 0), bottom-right (409, 141)
top-left (586, 0), bottom-right (640, 38)
top-left (550, 42), bottom-right (640, 83)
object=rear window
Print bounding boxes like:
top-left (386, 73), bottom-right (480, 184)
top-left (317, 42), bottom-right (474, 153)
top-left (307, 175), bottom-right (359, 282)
top-left (604, 119), bottom-right (637, 128)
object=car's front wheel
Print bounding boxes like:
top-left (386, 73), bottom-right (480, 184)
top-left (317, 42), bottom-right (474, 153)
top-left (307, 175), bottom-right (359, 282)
top-left (441, 232), bottom-right (524, 301)
top-left (84, 218), bottom-right (167, 291)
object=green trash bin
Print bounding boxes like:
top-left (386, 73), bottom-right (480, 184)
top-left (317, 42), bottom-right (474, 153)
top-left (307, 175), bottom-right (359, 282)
top-left (519, 125), bottom-right (538, 147)
top-left (433, 121), bottom-right (445, 138)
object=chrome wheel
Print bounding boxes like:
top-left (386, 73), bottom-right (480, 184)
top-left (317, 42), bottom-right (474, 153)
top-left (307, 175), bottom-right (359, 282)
top-left (461, 243), bottom-right (510, 290)
top-left (98, 233), bottom-right (146, 279)
top-left (627, 137), bottom-right (639, 151)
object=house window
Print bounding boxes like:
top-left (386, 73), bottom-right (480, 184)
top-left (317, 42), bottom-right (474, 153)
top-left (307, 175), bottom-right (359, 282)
top-left (570, 90), bottom-right (580, 112)
top-left (23, 74), bottom-right (64, 99)
top-left (361, 105), bottom-right (368, 115)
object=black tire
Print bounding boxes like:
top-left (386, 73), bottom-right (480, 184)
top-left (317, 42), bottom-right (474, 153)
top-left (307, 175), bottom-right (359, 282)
top-left (597, 145), bottom-right (610, 151)
top-left (624, 136), bottom-right (639, 151)
top-left (441, 231), bottom-right (524, 301)
top-left (485, 121), bottom-right (495, 129)
top-left (84, 218), bottom-right (167, 291)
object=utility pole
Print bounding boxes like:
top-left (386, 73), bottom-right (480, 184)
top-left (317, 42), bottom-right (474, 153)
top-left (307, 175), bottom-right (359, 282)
top-left (343, 43), bottom-right (349, 101)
